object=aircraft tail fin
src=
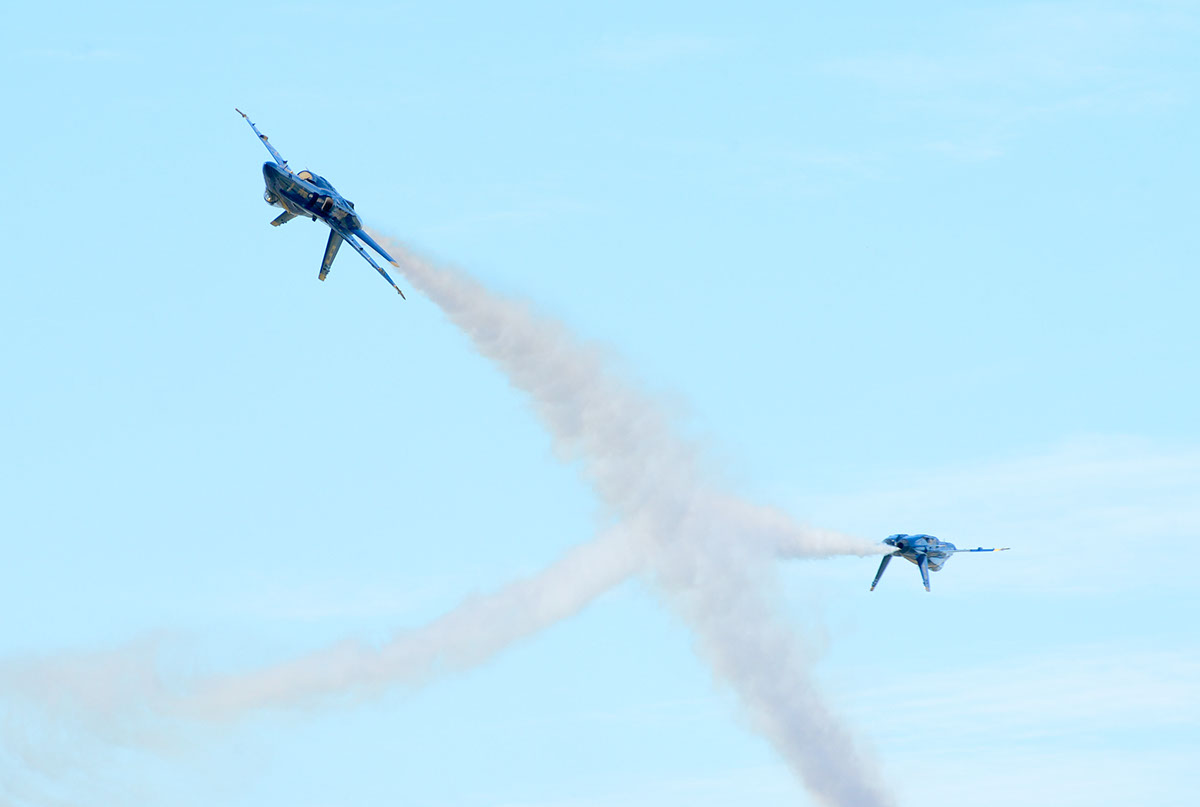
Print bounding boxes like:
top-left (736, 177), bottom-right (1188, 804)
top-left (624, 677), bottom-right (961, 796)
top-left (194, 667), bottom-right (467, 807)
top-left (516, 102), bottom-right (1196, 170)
top-left (917, 554), bottom-right (931, 592)
top-left (320, 230), bottom-right (343, 281)
top-left (869, 553), bottom-right (892, 591)
top-left (352, 229), bottom-right (401, 268)
top-left (334, 228), bottom-right (406, 298)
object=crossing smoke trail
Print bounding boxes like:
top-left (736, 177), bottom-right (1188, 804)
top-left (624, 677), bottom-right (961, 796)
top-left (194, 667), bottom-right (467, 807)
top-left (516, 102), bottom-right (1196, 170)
top-left (103, 236), bottom-right (892, 806)
top-left (1, 237), bottom-right (892, 806)
top-left (353, 234), bottom-right (893, 807)
top-left (1, 529), bottom-right (641, 807)
top-left (188, 526), bottom-right (642, 715)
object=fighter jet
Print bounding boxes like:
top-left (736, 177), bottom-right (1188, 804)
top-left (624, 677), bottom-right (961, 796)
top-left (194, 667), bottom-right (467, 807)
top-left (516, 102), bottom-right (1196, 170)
top-left (870, 534), bottom-right (1009, 592)
top-left (236, 109), bottom-right (405, 297)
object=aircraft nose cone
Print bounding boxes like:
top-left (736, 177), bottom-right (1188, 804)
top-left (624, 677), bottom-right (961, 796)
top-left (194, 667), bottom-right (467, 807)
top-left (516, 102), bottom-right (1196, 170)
top-left (262, 162), bottom-right (284, 181)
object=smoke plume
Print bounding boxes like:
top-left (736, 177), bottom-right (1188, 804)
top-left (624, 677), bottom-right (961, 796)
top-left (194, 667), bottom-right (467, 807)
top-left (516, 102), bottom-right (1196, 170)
top-left (362, 235), bottom-right (894, 807)
top-left (3, 237), bottom-right (892, 807)
top-left (188, 525), bottom-right (641, 715)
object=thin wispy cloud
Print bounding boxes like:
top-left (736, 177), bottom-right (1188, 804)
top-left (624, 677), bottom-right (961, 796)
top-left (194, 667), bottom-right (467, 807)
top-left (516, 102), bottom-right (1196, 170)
top-left (840, 644), bottom-right (1200, 745)
top-left (883, 746), bottom-right (1196, 807)
top-left (423, 195), bottom-right (598, 239)
top-left (212, 568), bottom-right (478, 623)
top-left (17, 47), bottom-right (130, 63)
top-left (824, 2), bottom-right (1197, 157)
top-left (828, 2), bottom-right (1189, 93)
top-left (923, 138), bottom-right (1005, 162)
top-left (594, 34), bottom-right (727, 67)
top-left (833, 642), bottom-right (1200, 807)
top-left (493, 762), bottom-right (800, 807)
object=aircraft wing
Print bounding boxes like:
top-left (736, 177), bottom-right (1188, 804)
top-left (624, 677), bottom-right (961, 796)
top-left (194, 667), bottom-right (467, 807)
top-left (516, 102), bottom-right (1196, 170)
top-left (335, 226), bottom-right (407, 298)
top-left (236, 108), bottom-right (289, 172)
top-left (948, 547), bottom-right (1011, 553)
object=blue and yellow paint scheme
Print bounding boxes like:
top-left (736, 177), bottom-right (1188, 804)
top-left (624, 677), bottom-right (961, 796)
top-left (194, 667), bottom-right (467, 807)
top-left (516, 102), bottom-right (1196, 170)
top-left (237, 109), bottom-right (405, 297)
top-left (870, 534), bottom-right (1009, 592)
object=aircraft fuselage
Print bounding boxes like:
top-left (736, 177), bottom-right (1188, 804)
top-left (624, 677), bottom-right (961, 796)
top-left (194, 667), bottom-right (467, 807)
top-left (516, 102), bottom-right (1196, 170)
top-left (238, 108), bottom-right (405, 295)
top-left (262, 162), bottom-right (362, 231)
top-left (886, 534), bottom-right (954, 572)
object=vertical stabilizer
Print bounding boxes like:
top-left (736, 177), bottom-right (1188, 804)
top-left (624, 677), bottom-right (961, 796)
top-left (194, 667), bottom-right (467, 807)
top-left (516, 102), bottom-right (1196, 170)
top-left (353, 228), bottom-right (400, 267)
top-left (870, 554), bottom-right (892, 591)
top-left (320, 230), bottom-right (343, 281)
top-left (917, 555), bottom-right (931, 592)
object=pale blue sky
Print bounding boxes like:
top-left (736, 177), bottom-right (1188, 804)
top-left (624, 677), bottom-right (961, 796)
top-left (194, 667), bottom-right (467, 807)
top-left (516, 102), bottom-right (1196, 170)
top-left (2, 2), bottom-right (1198, 806)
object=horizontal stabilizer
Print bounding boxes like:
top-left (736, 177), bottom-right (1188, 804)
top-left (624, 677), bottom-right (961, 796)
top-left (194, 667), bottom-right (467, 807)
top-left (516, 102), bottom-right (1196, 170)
top-left (271, 211), bottom-right (297, 227)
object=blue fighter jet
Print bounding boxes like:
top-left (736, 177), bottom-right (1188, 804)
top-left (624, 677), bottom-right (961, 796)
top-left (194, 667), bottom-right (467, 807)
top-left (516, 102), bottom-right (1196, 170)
top-left (870, 534), bottom-right (1009, 592)
top-left (237, 109), bottom-right (405, 297)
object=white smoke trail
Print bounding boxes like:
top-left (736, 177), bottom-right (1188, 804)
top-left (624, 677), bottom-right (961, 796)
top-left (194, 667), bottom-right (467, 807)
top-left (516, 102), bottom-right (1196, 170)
top-left (185, 525), bottom-right (642, 716)
top-left (3, 238), bottom-right (891, 806)
top-left (366, 235), bottom-right (894, 807)
top-left (1, 528), bottom-right (644, 806)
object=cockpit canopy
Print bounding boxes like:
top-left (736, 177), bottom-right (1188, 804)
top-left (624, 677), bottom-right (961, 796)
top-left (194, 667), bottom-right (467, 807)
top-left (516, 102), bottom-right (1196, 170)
top-left (296, 170), bottom-right (335, 191)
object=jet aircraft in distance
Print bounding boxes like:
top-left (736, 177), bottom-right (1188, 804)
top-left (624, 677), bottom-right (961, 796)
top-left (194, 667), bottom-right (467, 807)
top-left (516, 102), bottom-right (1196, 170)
top-left (870, 534), bottom-right (1009, 592)
top-left (236, 109), bottom-right (405, 297)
